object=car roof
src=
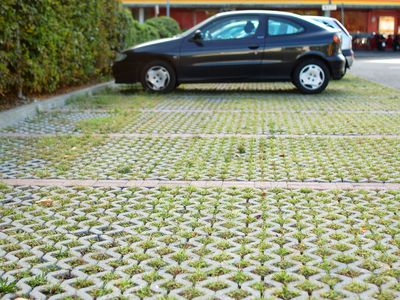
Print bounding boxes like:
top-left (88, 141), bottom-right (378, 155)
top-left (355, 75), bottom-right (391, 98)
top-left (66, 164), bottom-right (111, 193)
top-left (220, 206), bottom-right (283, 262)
top-left (215, 10), bottom-right (301, 18)
top-left (307, 16), bottom-right (337, 21)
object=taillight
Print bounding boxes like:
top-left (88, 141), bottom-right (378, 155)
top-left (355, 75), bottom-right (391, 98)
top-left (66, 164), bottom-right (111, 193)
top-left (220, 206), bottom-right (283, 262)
top-left (333, 34), bottom-right (341, 45)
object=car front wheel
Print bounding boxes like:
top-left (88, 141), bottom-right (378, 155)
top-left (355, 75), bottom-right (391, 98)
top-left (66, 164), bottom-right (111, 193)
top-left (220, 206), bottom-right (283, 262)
top-left (293, 59), bottom-right (330, 94)
top-left (141, 61), bottom-right (176, 93)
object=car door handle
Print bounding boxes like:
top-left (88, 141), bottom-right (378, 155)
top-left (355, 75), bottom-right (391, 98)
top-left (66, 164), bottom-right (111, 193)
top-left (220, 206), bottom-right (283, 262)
top-left (248, 44), bottom-right (260, 50)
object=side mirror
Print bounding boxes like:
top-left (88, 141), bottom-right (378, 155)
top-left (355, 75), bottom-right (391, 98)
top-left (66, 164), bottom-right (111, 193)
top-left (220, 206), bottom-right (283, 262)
top-left (191, 30), bottom-right (203, 42)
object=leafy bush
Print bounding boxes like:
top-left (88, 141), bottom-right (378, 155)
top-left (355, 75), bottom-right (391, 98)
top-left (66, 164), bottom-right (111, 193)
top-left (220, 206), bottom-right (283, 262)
top-left (145, 16), bottom-right (181, 38)
top-left (129, 20), bottom-right (160, 46)
top-left (116, 10), bottom-right (160, 49)
top-left (0, 0), bottom-right (137, 99)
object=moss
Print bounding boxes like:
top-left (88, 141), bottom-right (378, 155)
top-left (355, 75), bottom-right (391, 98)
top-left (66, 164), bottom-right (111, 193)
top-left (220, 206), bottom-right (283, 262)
top-left (320, 290), bottom-right (345, 300)
top-left (228, 289), bottom-right (251, 299)
top-left (273, 286), bottom-right (300, 300)
top-left (205, 281), bottom-right (229, 292)
top-left (180, 288), bottom-right (203, 299)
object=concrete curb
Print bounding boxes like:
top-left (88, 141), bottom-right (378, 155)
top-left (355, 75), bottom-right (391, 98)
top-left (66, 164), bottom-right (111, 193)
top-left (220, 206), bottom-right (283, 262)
top-left (0, 81), bottom-right (114, 129)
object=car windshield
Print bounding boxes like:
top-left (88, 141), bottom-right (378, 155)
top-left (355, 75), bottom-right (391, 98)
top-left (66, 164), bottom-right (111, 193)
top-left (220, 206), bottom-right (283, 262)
top-left (177, 15), bottom-right (219, 38)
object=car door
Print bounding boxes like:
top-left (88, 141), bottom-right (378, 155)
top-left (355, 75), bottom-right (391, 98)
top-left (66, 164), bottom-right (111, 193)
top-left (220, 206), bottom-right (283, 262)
top-left (261, 16), bottom-right (307, 79)
top-left (178, 15), bottom-right (265, 81)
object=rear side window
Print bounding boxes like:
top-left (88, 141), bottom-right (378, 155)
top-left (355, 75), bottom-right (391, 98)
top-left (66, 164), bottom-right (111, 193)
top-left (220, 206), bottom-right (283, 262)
top-left (321, 20), bottom-right (335, 29)
top-left (334, 20), bottom-right (350, 36)
top-left (268, 17), bottom-right (305, 36)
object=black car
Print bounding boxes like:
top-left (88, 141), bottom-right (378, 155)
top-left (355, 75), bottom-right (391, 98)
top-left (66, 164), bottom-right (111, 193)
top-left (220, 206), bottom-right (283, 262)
top-left (113, 10), bottom-right (345, 94)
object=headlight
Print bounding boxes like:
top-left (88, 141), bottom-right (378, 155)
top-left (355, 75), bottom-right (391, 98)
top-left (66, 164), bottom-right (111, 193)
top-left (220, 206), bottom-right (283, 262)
top-left (115, 53), bottom-right (127, 62)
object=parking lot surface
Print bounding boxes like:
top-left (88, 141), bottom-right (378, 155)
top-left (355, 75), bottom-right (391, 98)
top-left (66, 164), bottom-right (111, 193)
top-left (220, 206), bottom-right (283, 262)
top-left (1, 76), bottom-right (400, 299)
top-left (350, 51), bottom-right (400, 89)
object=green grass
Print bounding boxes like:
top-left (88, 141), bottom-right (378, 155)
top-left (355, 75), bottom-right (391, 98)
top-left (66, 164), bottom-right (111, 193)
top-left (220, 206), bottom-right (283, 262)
top-left (0, 278), bottom-right (17, 294)
top-left (75, 110), bottom-right (138, 134)
top-left (67, 91), bottom-right (159, 110)
top-left (36, 136), bottom-right (399, 182)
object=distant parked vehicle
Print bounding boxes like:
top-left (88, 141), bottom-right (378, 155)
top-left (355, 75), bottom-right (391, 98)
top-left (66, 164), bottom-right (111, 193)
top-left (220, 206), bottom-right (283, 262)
top-left (352, 32), bottom-right (374, 50)
top-left (306, 16), bottom-right (354, 75)
top-left (394, 35), bottom-right (400, 51)
top-left (113, 10), bottom-right (345, 94)
top-left (374, 34), bottom-right (387, 51)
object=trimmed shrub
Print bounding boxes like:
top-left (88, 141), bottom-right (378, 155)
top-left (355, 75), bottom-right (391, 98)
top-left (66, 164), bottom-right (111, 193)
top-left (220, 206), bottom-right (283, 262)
top-left (0, 1), bottom-right (137, 99)
top-left (145, 16), bottom-right (181, 38)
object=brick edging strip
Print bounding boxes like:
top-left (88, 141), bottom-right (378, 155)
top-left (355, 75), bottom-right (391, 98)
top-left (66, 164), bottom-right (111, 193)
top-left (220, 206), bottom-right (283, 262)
top-left (0, 81), bottom-right (114, 129)
top-left (1, 179), bottom-right (399, 190)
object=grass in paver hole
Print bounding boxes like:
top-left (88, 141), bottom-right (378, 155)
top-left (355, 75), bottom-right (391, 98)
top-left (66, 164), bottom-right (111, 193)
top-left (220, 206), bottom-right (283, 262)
top-left (0, 185), bottom-right (399, 299)
top-left (67, 90), bottom-right (159, 110)
top-left (0, 278), bottom-right (17, 294)
top-left (22, 136), bottom-right (395, 182)
top-left (3, 135), bottom-right (399, 182)
top-left (75, 110), bottom-right (137, 133)
top-left (112, 110), bottom-right (400, 135)
top-left (0, 134), bottom-right (106, 178)
top-left (66, 76), bottom-right (399, 112)
top-left (5, 77), bottom-right (400, 136)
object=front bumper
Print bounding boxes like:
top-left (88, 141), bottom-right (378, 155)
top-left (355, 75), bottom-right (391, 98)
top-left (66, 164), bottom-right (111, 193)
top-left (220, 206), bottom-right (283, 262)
top-left (342, 49), bottom-right (354, 68)
top-left (112, 60), bottom-right (140, 84)
top-left (326, 54), bottom-right (346, 80)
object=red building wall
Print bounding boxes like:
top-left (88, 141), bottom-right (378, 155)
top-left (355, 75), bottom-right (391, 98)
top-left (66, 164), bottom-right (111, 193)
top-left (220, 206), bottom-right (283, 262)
top-left (367, 10), bottom-right (400, 34)
top-left (133, 7), bottom-right (400, 35)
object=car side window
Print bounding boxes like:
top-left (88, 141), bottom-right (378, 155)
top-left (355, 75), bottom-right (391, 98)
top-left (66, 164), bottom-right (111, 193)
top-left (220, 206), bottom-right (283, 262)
top-left (268, 17), bottom-right (305, 36)
top-left (202, 16), bottom-right (260, 41)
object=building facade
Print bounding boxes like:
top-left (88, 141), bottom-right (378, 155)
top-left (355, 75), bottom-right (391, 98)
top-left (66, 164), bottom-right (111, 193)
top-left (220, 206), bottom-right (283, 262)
top-left (122, 0), bottom-right (400, 36)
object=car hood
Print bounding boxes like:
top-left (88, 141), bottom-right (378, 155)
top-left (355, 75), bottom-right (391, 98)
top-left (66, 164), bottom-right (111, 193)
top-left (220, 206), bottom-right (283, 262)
top-left (126, 36), bottom-right (181, 52)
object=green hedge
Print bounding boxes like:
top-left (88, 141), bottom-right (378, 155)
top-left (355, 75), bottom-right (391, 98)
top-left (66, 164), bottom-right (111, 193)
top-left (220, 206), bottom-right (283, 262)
top-left (128, 19), bottom-right (160, 46)
top-left (145, 16), bottom-right (181, 38)
top-left (0, 0), bottom-right (136, 99)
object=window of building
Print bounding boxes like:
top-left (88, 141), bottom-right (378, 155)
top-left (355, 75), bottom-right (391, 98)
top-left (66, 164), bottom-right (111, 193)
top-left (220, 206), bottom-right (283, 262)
top-left (379, 16), bottom-right (395, 36)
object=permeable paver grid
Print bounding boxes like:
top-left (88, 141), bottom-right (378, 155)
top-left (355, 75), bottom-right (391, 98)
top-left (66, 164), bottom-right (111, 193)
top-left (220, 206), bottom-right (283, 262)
top-left (1, 186), bottom-right (400, 299)
top-left (0, 77), bottom-right (400, 300)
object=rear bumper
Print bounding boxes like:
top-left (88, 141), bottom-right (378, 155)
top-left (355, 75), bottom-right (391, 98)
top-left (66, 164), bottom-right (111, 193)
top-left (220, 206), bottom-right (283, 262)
top-left (326, 54), bottom-right (346, 80)
top-left (342, 49), bottom-right (354, 68)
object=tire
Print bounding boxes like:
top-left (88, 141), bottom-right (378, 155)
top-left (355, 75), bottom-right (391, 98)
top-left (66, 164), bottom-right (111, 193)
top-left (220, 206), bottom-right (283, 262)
top-left (292, 59), bottom-right (330, 94)
top-left (141, 61), bottom-right (176, 93)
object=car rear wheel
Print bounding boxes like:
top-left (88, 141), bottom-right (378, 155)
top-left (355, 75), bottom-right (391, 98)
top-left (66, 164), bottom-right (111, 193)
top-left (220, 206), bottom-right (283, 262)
top-left (293, 59), bottom-right (330, 94)
top-left (141, 61), bottom-right (176, 93)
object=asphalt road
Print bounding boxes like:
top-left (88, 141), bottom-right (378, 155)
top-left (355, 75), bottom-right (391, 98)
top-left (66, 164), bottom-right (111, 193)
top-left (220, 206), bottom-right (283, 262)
top-left (350, 51), bottom-right (400, 89)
